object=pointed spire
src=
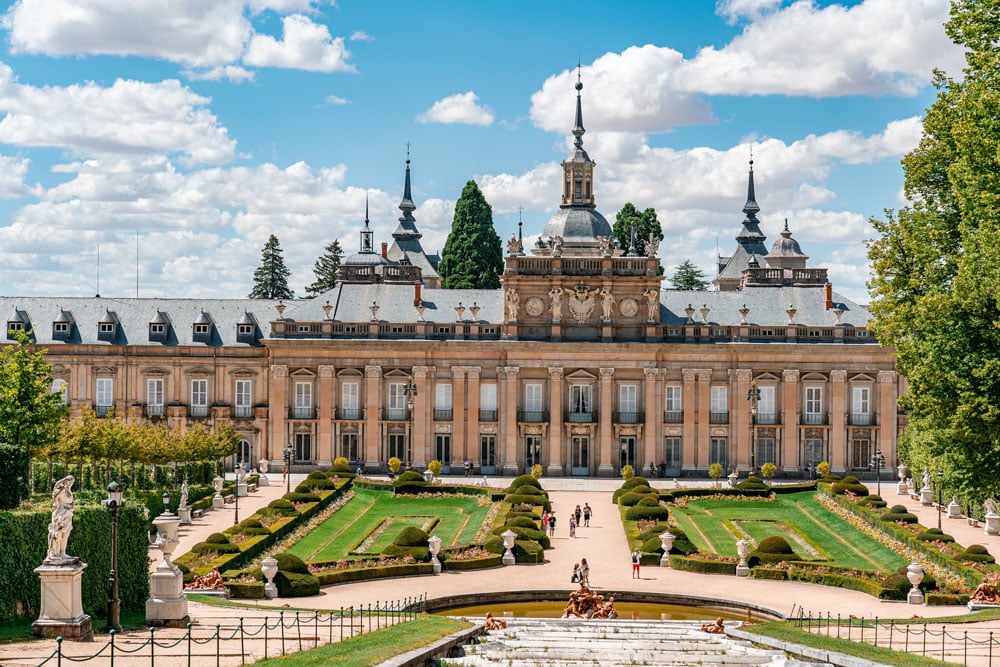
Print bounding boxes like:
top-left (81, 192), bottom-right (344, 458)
top-left (743, 152), bottom-right (760, 218)
top-left (399, 144), bottom-right (415, 214)
top-left (573, 63), bottom-right (585, 150)
top-left (360, 191), bottom-right (373, 253)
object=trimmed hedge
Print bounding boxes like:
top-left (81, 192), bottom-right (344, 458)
top-left (513, 539), bottom-right (544, 563)
top-left (624, 504), bottom-right (669, 521)
top-left (393, 527), bottom-right (429, 547)
top-left (442, 554), bottom-right (503, 571)
top-left (314, 562), bottom-right (434, 585)
top-left (668, 554), bottom-right (735, 575)
top-left (225, 581), bottom-right (265, 599)
top-left (382, 545), bottom-right (430, 561)
top-left (917, 528), bottom-right (955, 543)
top-left (504, 494), bottom-right (552, 511)
top-left (508, 474), bottom-right (542, 491)
top-left (275, 571), bottom-right (320, 597)
top-left (961, 545), bottom-right (996, 563)
top-left (395, 471), bottom-right (426, 484)
top-left (927, 593), bottom-right (970, 606)
top-left (492, 524), bottom-right (550, 549)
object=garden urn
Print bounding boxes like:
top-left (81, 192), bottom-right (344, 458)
top-left (428, 535), bottom-right (442, 574)
top-left (501, 529), bottom-right (517, 566)
top-left (423, 469), bottom-right (435, 483)
top-left (659, 531), bottom-right (675, 567)
top-left (906, 562), bottom-right (925, 604)
top-left (261, 557), bottom-right (278, 598)
top-left (736, 539), bottom-right (750, 577)
top-left (897, 463), bottom-right (909, 495)
top-left (151, 510), bottom-right (181, 570)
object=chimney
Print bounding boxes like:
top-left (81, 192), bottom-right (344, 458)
top-left (413, 283), bottom-right (422, 307)
top-left (824, 283), bottom-right (833, 310)
top-left (381, 242), bottom-right (388, 259)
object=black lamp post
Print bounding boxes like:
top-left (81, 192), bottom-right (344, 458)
top-left (869, 449), bottom-right (885, 496)
top-left (937, 470), bottom-right (944, 530)
top-left (284, 446), bottom-right (293, 493)
top-left (234, 463), bottom-right (241, 525)
top-left (405, 379), bottom-right (417, 469)
top-left (102, 480), bottom-right (125, 633)
top-left (746, 380), bottom-right (760, 476)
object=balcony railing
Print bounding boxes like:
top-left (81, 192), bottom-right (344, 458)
top-left (614, 411), bottom-right (643, 424)
top-left (337, 407), bottom-right (364, 420)
top-left (433, 409), bottom-right (453, 421)
top-left (233, 405), bottom-right (253, 419)
top-left (95, 404), bottom-right (113, 418)
top-left (146, 404), bottom-right (164, 418)
top-left (383, 408), bottom-right (411, 421)
top-left (518, 410), bottom-right (548, 423)
top-left (663, 410), bottom-right (683, 423)
top-left (479, 409), bottom-right (498, 422)
top-left (709, 411), bottom-right (729, 424)
top-left (849, 413), bottom-right (872, 426)
top-left (189, 405), bottom-right (209, 418)
top-left (567, 411), bottom-right (594, 423)
top-left (756, 412), bottom-right (778, 425)
top-left (290, 407), bottom-right (315, 419)
top-left (803, 413), bottom-right (827, 425)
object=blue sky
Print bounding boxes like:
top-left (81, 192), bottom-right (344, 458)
top-left (0, 0), bottom-right (966, 303)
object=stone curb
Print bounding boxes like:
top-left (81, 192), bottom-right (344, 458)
top-left (376, 624), bottom-right (485, 667)
top-left (727, 627), bottom-right (891, 667)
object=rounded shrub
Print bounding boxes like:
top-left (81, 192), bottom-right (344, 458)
top-left (624, 504), bottom-right (669, 521)
top-left (192, 540), bottom-right (240, 555)
top-left (736, 476), bottom-right (769, 491)
top-left (509, 474), bottom-right (542, 491)
top-left (757, 536), bottom-right (795, 555)
top-left (206, 532), bottom-right (231, 544)
top-left (917, 528), bottom-right (955, 543)
top-left (619, 491), bottom-right (657, 507)
top-left (274, 571), bottom-right (320, 597)
top-left (393, 527), bottom-right (429, 547)
top-left (641, 536), bottom-right (665, 554)
top-left (482, 535), bottom-right (505, 555)
top-left (268, 499), bottom-right (299, 516)
top-left (832, 478), bottom-right (870, 496)
top-left (859, 495), bottom-right (887, 508)
top-left (505, 494), bottom-right (552, 511)
top-left (394, 471), bottom-right (426, 484)
top-left (506, 509), bottom-right (541, 520)
top-left (882, 509), bottom-right (918, 524)
top-left (286, 492), bottom-right (321, 503)
top-left (637, 495), bottom-right (661, 507)
top-left (621, 476), bottom-right (650, 490)
top-left (306, 470), bottom-right (327, 481)
top-left (962, 545), bottom-right (996, 563)
top-left (381, 544), bottom-right (430, 560)
top-left (508, 484), bottom-right (547, 497)
top-left (275, 552), bottom-right (310, 574)
top-left (491, 524), bottom-right (550, 549)
top-left (636, 523), bottom-right (672, 542)
top-left (505, 516), bottom-right (539, 529)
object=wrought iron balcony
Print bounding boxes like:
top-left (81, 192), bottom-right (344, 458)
top-left (613, 411), bottom-right (643, 424)
top-left (518, 410), bottom-right (548, 423)
top-left (433, 409), bottom-right (453, 421)
top-left (567, 411), bottom-right (595, 423)
top-left (290, 407), bottom-right (315, 419)
top-left (709, 411), bottom-right (729, 424)
top-left (663, 410), bottom-right (683, 423)
top-left (337, 407), bottom-right (364, 420)
top-left (802, 413), bottom-right (828, 425)
top-left (383, 408), bottom-right (411, 421)
top-left (478, 409), bottom-right (498, 422)
top-left (233, 405), bottom-right (253, 419)
top-left (189, 405), bottom-right (209, 418)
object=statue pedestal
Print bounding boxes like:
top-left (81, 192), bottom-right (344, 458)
top-left (920, 487), bottom-right (933, 506)
top-left (146, 563), bottom-right (190, 627)
top-left (177, 506), bottom-right (192, 524)
top-left (736, 564), bottom-right (750, 577)
top-left (258, 473), bottom-right (269, 487)
top-left (212, 494), bottom-right (225, 510)
top-left (948, 500), bottom-right (962, 519)
top-left (984, 512), bottom-right (1000, 536)
top-left (907, 588), bottom-right (925, 605)
top-left (897, 481), bottom-right (909, 495)
top-left (33, 561), bottom-right (92, 641)
top-left (237, 482), bottom-right (248, 497)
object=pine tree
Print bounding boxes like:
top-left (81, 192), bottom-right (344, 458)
top-left (305, 240), bottom-right (343, 297)
top-left (669, 260), bottom-right (709, 290)
top-left (612, 203), bottom-right (664, 273)
top-left (439, 180), bottom-right (503, 289)
top-left (248, 234), bottom-right (294, 299)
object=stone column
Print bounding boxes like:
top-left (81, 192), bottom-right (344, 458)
top-left (364, 365), bottom-right (382, 469)
top-left (878, 370), bottom-right (897, 464)
top-left (451, 366), bottom-right (467, 468)
top-left (682, 369), bottom-right (698, 469)
top-left (270, 365), bottom-right (288, 465)
top-left (736, 368), bottom-right (752, 472)
top-left (696, 370), bottom-right (712, 471)
top-left (412, 366), bottom-right (433, 468)
top-left (643, 368), bottom-right (659, 472)
top-left (830, 370), bottom-right (847, 472)
top-left (317, 365), bottom-right (335, 467)
top-left (598, 367), bottom-right (615, 477)
top-left (502, 366), bottom-right (520, 475)
top-left (782, 370), bottom-right (800, 470)
top-left (547, 366), bottom-right (564, 475)
top-left (466, 367), bottom-right (481, 466)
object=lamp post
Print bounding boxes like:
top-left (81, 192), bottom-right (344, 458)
top-left (869, 449), bottom-right (885, 496)
top-left (746, 380), bottom-right (760, 476)
top-left (937, 471), bottom-right (944, 530)
top-left (102, 480), bottom-right (125, 633)
top-left (284, 446), bottom-right (292, 494)
top-left (405, 379), bottom-right (417, 470)
top-left (161, 490), bottom-right (170, 512)
top-left (234, 463), bottom-right (241, 525)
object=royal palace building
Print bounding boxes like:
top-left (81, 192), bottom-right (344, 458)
top-left (0, 78), bottom-right (900, 478)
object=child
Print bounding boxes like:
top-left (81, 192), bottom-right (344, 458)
top-left (569, 515), bottom-right (576, 538)
top-left (571, 562), bottom-right (580, 583)
top-left (547, 512), bottom-right (556, 537)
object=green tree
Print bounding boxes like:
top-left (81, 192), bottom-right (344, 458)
top-left (669, 260), bottom-right (710, 290)
top-left (438, 180), bottom-right (503, 289)
top-left (305, 239), bottom-right (343, 296)
top-left (0, 330), bottom-right (68, 508)
top-left (249, 234), bottom-right (294, 299)
top-left (613, 203), bottom-right (664, 272)
top-left (867, 0), bottom-right (1000, 497)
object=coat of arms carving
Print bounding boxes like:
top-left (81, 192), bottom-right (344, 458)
top-left (567, 284), bottom-right (599, 323)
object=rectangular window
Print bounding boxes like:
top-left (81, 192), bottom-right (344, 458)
top-left (663, 437), bottom-right (681, 471)
top-left (434, 383), bottom-right (453, 420)
top-left (150, 323), bottom-right (164, 334)
top-left (54, 322), bottom-right (69, 333)
top-left (341, 382), bottom-right (360, 419)
top-left (96, 377), bottom-right (114, 416)
top-left (710, 438), bottom-right (728, 470)
top-left (664, 385), bottom-right (682, 422)
top-left (479, 383), bottom-right (497, 421)
top-left (524, 383), bottom-right (543, 412)
top-left (618, 384), bottom-right (637, 414)
top-left (99, 322), bottom-right (114, 333)
top-left (710, 386), bottom-right (728, 423)
top-left (852, 386), bottom-right (870, 425)
top-left (190, 378), bottom-right (208, 417)
top-left (435, 434), bottom-right (451, 464)
top-left (340, 433), bottom-right (359, 462)
top-left (387, 433), bottom-right (407, 462)
top-left (757, 385), bottom-right (776, 424)
top-left (480, 435), bottom-right (496, 468)
top-left (235, 380), bottom-right (253, 418)
top-left (756, 437), bottom-right (776, 468)
top-left (238, 324), bottom-right (253, 335)
top-left (805, 387), bottom-right (824, 424)
top-left (294, 433), bottom-right (311, 462)
top-left (850, 438), bottom-right (871, 470)
top-left (804, 438), bottom-right (824, 472)
top-left (294, 381), bottom-right (313, 418)
top-left (387, 382), bottom-right (407, 419)
top-left (525, 434), bottom-right (542, 467)
top-left (569, 384), bottom-right (592, 421)
top-left (146, 378), bottom-right (164, 417)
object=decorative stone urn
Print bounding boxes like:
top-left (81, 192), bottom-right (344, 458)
top-left (728, 470), bottom-right (739, 488)
top-left (258, 459), bottom-right (270, 487)
top-left (501, 529), bottom-right (517, 566)
top-left (906, 562), bottom-right (925, 605)
top-left (423, 469), bottom-right (435, 483)
top-left (948, 497), bottom-right (962, 519)
top-left (428, 535), bottom-right (442, 575)
top-left (261, 557), bottom-right (279, 599)
top-left (146, 510), bottom-right (188, 627)
top-left (212, 475), bottom-right (225, 510)
top-left (985, 500), bottom-right (1000, 536)
top-left (658, 531), bottom-right (675, 567)
top-left (897, 463), bottom-right (909, 495)
top-left (735, 540), bottom-right (751, 577)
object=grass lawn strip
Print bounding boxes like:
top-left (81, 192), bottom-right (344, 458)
top-left (735, 519), bottom-right (824, 559)
top-left (249, 615), bottom-right (471, 667)
top-left (292, 491), bottom-right (377, 562)
top-left (792, 496), bottom-right (897, 572)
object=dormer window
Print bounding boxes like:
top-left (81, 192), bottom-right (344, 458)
top-left (238, 324), bottom-right (253, 335)
top-left (99, 322), bottom-right (114, 333)
top-left (194, 324), bottom-right (209, 334)
top-left (54, 322), bottom-right (69, 333)
top-left (150, 324), bottom-right (165, 334)
top-left (7, 321), bottom-right (23, 332)
top-left (192, 312), bottom-right (215, 344)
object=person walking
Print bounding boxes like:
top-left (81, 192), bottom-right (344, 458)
top-left (547, 512), bottom-right (556, 537)
top-left (574, 504), bottom-right (582, 527)
top-left (569, 515), bottom-right (576, 538)
top-left (631, 548), bottom-right (641, 579)
top-left (541, 509), bottom-right (549, 529)
top-left (571, 562), bottom-right (581, 583)
top-left (579, 558), bottom-right (590, 586)
top-left (582, 503), bottom-right (593, 527)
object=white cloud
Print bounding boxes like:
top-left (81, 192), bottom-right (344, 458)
top-left (350, 30), bottom-right (373, 42)
top-left (416, 92), bottom-right (494, 126)
top-left (243, 14), bottom-right (354, 73)
top-left (248, 0), bottom-right (327, 13)
top-left (716, 0), bottom-right (783, 22)
top-left (3, 0), bottom-right (252, 67)
top-left (184, 65), bottom-right (256, 83)
top-left (325, 94), bottom-right (350, 105)
top-left (0, 63), bottom-right (236, 165)
top-left (0, 153), bottom-right (31, 198)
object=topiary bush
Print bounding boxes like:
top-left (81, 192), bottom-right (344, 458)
top-left (491, 524), bottom-right (550, 549)
top-left (392, 527), bottom-right (429, 547)
top-left (619, 491), bottom-right (657, 507)
top-left (641, 536), bottom-right (665, 554)
top-left (757, 536), bottom-right (795, 555)
top-left (637, 495), bottom-right (661, 507)
top-left (505, 494), bottom-right (552, 511)
top-left (513, 539), bottom-right (544, 563)
top-left (206, 532), bottom-right (231, 544)
top-left (882, 506), bottom-right (918, 523)
top-left (286, 492), bottom-right (321, 503)
top-left (962, 545), bottom-right (996, 563)
top-left (624, 504), bottom-right (669, 521)
top-left (275, 552), bottom-right (310, 574)
top-left (859, 495), bottom-right (887, 509)
top-left (394, 471), bottom-right (426, 484)
top-left (916, 528), bottom-right (955, 543)
top-left (509, 474), bottom-right (542, 490)
top-left (505, 516), bottom-right (540, 529)
top-left (306, 470), bottom-right (328, 481)
top-left (832, 475), bottom-right (870, 496)
top-left (736, 476), bottom-right (769, 491)
top-left (268, 499), bottom-right (299, 516)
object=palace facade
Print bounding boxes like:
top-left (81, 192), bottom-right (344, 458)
top-left (1, 78), bottom-right (899, 478)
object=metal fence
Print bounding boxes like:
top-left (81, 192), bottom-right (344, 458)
top-left (791, 608), bottom-right (1000, 665)
top-left (35, 595), bottom-right (428, 667)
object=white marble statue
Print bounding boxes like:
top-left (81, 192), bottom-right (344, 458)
top-left (549, 286), bottom-right (564, 320)
top-left (506, 234), bottom-right (522, 255)
top-left (600, 288), bottom-right (615, 321)
top-left (986, 497), bottom-right (998, 516)
top-left (598, 235), bottom-right (612, 256)
top-left (45, 475), bottom-right (76, 564)
top-left (505, 289), bottom-right (519, 321)
top-left (179, 480), bottom-right (189, 509)
top-left (922, 468), bottom-right (932, 490)
top-left (646, 233), bottom-right (660, 257)
top-left (643, 289), bottom-right (659, 322)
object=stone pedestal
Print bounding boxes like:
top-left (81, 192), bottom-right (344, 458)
top-left (177, 506), bottom-right (192, 524)
top-left (237, 482), bottom-right (248, 497)
top-left (984, 512), bottom-right (1000, 536)
top-left (212, 494), bottom-right (225, 510)
top-left (907, 587), bottom-right (925, 604)
top-left (947, 499), bottom-right (962, 519)
top-left (146, 563), bottom-right (189, 627)
top-left (32, 561), bottom-right (92, 640)
top-left (546, 463), bottom-right (564, 477)
top-left (920, 487), bottom-right (933, 506)
top-left (897, 480), bottom-right (909, 495)
top-left (597, 463), bottom-right (615, 478)
top-left (258, 473), bottom-right (269, 487)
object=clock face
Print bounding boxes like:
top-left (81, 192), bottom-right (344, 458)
top-left (525, 297), bottom-right (545, 316)
top-left (619, 298), bottom-right (639, 317)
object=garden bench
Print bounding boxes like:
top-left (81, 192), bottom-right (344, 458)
top-left (968, 517), bottom-right (980, 527)
top-left (247, 482), bottom-right (258, 493)
top-left (191, 508), bottom-right (206, 519)
top-left (223, 494), bottom-right (236, 504)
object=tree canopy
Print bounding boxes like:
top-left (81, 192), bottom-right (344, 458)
top-left (612, 203), bottom-right (664, 273)
top-left (305, 239), bottom-right (343, 297)
top-left (249, 234), bottom-right (294, 299)
top-left (669, 260), bottom-right (710, 290)
top-left (438, 180), bottom-right (503, 289)
top-left (0, 330), bottom-right (67, 508)
top-left (867, 0), bottom-right (1000, 498)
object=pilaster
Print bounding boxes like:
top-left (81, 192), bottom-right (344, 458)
top-left (412, 366), bottom-right (433, 467)
top-left (270, 365), bottom-right (288, 466)
top-left (598, 367), bottom-right (615, 476)
top-left (643, 368), bottom-right (659, 472)
top-left (547, 367), bottom-right (564, 475)
top-left (502, 367), bottom-right (520, 475)
top-left (451, 367), bottom-right (467, 467)
top-left (736, 368), bottom-right (752, 472)
top-left (317, 365), bottom-right (334, 466)
top-left (878, 370), bottom-right (897, 465)
top-left (696, 369), bottom-right (712, 470)
top-left (781, 370), bottom-right (799, 470)
top-left (363, 365), bottom-right (381, 469)
top-left (682, 369), bottom-right (698, 469)
top-left (830, 370), bottom-right (847, 471)
top-left (466, 367), bottom-right (481, 463)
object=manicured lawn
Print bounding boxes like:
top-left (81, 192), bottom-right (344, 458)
top-left (288, 488), bottom-right (492, 562)
top-left (670, 491), bottom-right (907, 573)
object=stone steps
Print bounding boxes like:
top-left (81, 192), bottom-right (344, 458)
top-left (444, 618), bottom-right (827, 666)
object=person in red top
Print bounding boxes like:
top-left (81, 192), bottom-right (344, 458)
top-left (631, 548), bottom-right (641, 578)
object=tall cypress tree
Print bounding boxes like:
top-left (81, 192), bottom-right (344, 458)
top-left (439, 180), bottom-right (503, 289)
top-left (305, 240), bottom-right (343, 296)
top-left (248, 234), bottom-right (294, 299)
